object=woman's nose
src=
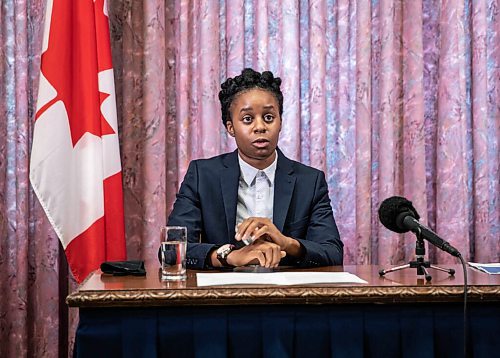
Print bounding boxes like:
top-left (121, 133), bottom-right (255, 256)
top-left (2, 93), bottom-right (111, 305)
top-left (253, 117), bottom-right (267, 132)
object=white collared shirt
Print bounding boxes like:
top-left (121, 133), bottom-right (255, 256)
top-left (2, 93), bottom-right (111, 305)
top-left (236, 151), bottom-right (278, 226)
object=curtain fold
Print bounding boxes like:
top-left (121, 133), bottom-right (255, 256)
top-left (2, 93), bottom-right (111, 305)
top-left (435, 0), bottom-right (469, 263)
top-left (1, 0), bottom-right (498, 356)
top-left (355, 0), bottom-right (373, 264)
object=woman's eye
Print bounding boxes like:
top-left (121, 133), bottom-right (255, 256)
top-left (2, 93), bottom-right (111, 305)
top-left (242, 116), bottom-right (252, 123)
top-left (264, 114), bottom-right (274, 122)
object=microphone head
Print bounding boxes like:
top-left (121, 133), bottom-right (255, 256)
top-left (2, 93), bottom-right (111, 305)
top-left (378, 196), bottom-right (420, 233)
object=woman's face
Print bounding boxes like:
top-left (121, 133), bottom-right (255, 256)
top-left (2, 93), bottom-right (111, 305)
top-left (225, 88), bottom-right (281, 169)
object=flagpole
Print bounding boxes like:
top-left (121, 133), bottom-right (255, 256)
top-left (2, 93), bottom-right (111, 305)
top-left (58, 242), bottom-right (69, 358)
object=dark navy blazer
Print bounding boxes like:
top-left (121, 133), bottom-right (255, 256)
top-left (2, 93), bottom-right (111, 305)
top-left (167, 148), bottom-right (343, 269)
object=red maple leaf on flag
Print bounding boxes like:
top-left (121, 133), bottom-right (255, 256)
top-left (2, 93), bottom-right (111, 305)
top-left (36, 0), bottom-right (115, 146)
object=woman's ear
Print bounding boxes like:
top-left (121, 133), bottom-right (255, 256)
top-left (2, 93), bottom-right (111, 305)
top-left (226, 121), bottom-right (235, 137)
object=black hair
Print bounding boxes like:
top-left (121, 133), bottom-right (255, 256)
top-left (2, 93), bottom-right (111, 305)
top-left (218, 68), bottom-right (283, 126)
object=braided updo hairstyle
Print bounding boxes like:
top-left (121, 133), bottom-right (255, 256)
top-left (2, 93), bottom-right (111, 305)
top-left (219, 68), bottom-right (283, 126)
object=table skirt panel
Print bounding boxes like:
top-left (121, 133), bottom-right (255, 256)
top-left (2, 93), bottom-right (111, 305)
top-left (75, 303), bottom-right (499, 358)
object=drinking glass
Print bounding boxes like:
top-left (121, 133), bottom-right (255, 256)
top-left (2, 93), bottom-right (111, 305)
top-left (160, 226), bottom-right (187, 280)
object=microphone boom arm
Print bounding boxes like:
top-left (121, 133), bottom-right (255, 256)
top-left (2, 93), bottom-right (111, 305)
top-left (399, 214), bottom-right (461, 258)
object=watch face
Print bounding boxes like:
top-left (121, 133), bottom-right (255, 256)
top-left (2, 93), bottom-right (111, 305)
top-left (216, 244), bottom-right (235, 267)
top-left (217, 244), bottom-right (233, 259)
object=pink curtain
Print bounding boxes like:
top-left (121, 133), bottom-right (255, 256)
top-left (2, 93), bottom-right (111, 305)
top-left (1, 0), bottom-right (498, 356)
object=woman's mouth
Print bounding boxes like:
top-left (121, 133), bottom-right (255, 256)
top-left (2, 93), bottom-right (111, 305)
top-left (252, 138), bottom-right (270, 148)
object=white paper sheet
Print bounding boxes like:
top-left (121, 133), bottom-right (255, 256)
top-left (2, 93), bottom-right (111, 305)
top-left (468, 262), bottom-right (500, 275)
top-left (196, 271), bottom-right (367, 286)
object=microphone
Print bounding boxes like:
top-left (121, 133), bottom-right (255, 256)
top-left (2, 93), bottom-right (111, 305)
top-left (378, 196), bottom-right (461, 258)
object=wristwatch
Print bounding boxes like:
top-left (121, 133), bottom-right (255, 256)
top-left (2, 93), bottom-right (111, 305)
top-left (216, 244), bottom-right (235, 267)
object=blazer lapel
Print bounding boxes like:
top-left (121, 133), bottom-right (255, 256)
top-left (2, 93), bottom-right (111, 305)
top-left (220, 150), bottom-right (239, 241)
top-left (273, 149), bottom-right (296, 232)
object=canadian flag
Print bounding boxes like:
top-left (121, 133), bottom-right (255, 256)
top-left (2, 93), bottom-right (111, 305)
top-left (30, 0), bottom-right (126, 283)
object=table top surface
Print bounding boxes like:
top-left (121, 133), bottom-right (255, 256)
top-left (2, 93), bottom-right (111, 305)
top-left (67, 263), bottom-right (500, 308)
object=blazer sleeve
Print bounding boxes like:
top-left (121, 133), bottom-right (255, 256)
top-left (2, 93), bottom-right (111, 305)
top-left (291, 171), bottom-right (344, 266)
top-left (167, 161), bottom-right (217, 269)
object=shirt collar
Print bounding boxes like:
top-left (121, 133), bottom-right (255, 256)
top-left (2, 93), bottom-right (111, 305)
top-left (238, 150), bottom-right (278, 186)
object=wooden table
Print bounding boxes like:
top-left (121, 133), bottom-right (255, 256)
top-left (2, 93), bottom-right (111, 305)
top-left (68, 264), bottom-right (500, 358)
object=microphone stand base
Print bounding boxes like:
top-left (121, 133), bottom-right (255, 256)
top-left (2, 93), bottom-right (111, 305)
top-left (379, 259), bottom-right (455, 282)
top-left (378, 237), bottom-right (455, 282)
